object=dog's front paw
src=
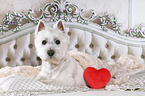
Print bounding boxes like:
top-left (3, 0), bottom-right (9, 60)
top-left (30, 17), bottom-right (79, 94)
top-left (35, 75), bottom-right (55, 84)
top-left (35, 75), bottom-right (48, 81)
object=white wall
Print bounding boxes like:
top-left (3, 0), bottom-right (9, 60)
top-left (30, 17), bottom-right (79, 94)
top-left (0, 0), bottom-right (52, 22)
top-left (133, 0), bottom-right (145, 28)
top-left (69, 0), bottom-right (129, 31)
top-left (0, 0), bottom-right (144, 31)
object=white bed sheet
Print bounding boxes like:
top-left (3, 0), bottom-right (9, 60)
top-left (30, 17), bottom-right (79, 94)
top-left (38, 90), bottom-right (145, 96)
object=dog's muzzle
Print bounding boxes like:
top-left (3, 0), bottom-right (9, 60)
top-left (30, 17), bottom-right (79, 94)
top-left (47, 50), bottom-right (55, 57)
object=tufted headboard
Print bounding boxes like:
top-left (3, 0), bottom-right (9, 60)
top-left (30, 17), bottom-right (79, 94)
top-left (0, 0), bottom-right (145, 68)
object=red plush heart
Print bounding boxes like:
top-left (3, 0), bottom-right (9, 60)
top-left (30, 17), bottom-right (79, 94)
top-left (84, 67), bottom-right (111, 89)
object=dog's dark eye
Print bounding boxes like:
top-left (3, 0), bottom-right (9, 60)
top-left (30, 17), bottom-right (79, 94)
top-left (42, 40), bottom-right (47, 45)
top-left (55, 40), bottom-right (60, 45)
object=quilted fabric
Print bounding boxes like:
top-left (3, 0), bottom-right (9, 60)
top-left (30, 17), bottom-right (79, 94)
top-left (0, 76), bottom-right (91, 95)
top-left (0, 27), bottom-right (145, 68)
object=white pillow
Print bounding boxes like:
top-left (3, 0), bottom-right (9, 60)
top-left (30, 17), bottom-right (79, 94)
top-left (0, 76), bottom-right (90, 95)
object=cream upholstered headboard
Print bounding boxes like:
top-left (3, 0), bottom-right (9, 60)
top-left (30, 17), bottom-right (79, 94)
top-left (0, 0), bottom-right (145, 68)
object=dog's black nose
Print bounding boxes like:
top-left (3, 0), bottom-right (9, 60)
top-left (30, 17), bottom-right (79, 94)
top-left (47, 50), bottom-right (55, 57)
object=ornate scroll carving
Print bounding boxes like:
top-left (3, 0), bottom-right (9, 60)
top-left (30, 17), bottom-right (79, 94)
top-left (0, 12), bottom-right (28, 33)
top-left (0, 0), bottom-right (144, 38)
top-left (126, 24), bottom-right (145, 38)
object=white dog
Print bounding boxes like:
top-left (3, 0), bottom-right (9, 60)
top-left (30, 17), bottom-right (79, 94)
top-left (35, 20), bottom-right (86, 86)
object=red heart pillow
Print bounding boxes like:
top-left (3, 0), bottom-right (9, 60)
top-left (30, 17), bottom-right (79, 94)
top-left (84, 67), bottom-right (111, 89)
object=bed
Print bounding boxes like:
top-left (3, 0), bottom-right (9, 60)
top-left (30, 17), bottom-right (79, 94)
top-left (0, 0), bottom-right (145, 95)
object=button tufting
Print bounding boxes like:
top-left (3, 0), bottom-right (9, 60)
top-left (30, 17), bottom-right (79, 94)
top-left (105, 44), bottom-right (109, 48)
top-left (89, 43), bottom-right (94, 48)
top-left (29, 44), bottom-right (33, 48)
top-left (141, 55), bottom-right (144, 58)
top-left (97, 56), bottom-right (102, 60)
top-left (75, 44), bottom-right (79, 48)
top-left (6, 57), bottom-right (11, 62)
top-left (13, 44), bottom-right (17, 49)
top-left (111, 55), bottom-right (115, 59)
top-left (36, 56), bottom-right (41, 61)
top-left (68, 32), bottom-right (71, 36)
top-left (21, 57), bottom-right (25, 62)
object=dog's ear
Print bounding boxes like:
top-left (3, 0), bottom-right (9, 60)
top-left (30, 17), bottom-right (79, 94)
top-left (35, 20), bottom-right (45, 34)
top-left (53, 20), bottom-right (65, 32)
top-left (57, 20), bottom-right (64, 31)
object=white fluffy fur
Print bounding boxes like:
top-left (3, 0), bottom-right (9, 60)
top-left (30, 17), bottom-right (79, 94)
top-left (35, 20), bottom-right (86, 86)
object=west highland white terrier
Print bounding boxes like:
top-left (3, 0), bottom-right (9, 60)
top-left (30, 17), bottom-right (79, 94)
top-left (35, 20), bottom-right (86, 86)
